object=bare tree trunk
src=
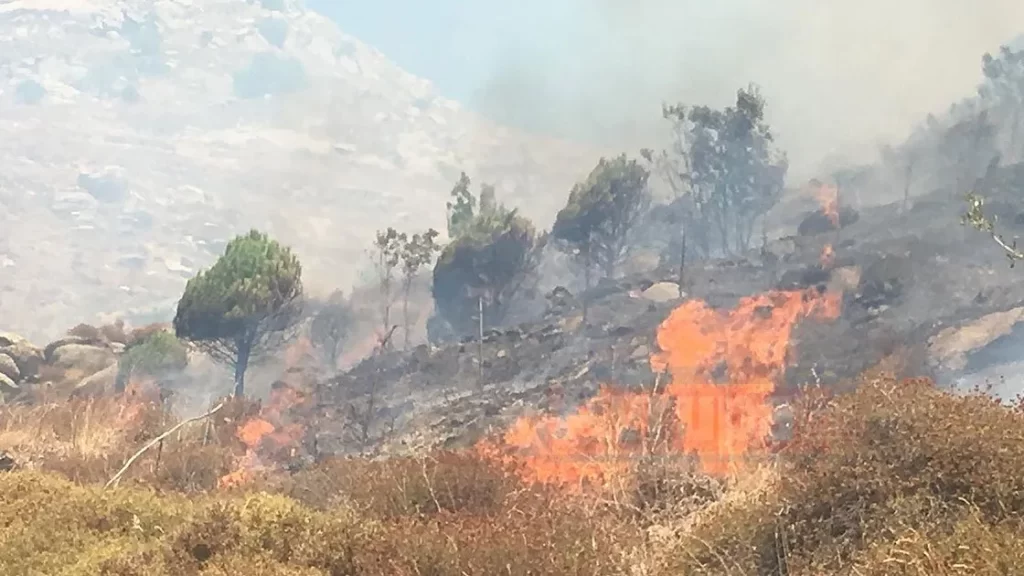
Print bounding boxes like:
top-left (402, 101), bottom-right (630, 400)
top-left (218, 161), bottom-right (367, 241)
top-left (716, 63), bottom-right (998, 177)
top-left (233, 337), bottom-right (251, 397)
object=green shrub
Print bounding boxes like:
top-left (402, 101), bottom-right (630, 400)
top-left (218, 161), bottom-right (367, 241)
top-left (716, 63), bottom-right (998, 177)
top-left (116, 330), bottom-right (188, 392)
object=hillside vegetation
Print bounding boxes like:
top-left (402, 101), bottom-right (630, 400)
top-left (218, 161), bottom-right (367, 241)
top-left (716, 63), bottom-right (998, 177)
top-left (3, 371), bottom-right (1024, 575)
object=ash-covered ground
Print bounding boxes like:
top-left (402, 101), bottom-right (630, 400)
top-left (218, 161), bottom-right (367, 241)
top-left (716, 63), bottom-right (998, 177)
top-left (295, 161), bottom-right (1024, 458)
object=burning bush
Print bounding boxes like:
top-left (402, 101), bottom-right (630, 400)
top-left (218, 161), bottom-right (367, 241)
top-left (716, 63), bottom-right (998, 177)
top-left (8, 370), bottom-right (1024, 574)
top-left (477, 286), bottom-right (841, 490)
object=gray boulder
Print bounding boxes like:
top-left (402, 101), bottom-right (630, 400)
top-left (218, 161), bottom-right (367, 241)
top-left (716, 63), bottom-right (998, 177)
top-left (0, 451), bottom-right (15, 472)
top-left (0, 333), bottom-right (44, 380)
top-left (0, 352), bottom-right (19, 382)
top-left (72, 363), bottom-right (118, 398)
top-left (641, 282), bottom-right (683, 303)
top-left (50, 343), bottom-right (116, 375)
top-left (44, 335), bottom-right (106, 362)
top-left (0, 373), bottom-right (18, 395)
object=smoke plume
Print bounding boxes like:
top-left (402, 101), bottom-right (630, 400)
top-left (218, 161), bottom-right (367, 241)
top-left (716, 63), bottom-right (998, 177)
top-left (470, 0), bottom-right (1024, 179)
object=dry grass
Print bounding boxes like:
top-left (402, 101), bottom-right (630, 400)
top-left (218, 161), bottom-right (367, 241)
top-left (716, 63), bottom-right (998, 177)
top-left (3, 370), bottom-right (1024, 575)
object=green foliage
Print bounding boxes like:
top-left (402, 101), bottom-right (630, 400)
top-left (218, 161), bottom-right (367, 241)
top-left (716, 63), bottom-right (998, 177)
top-left (963, 192), bottom-right (1024, 266)
top-left (401, 229), bottom-right (442, 280)
top-left (552, 154), bottom-right (651, 280)
top-left (372, 227), bottom-right (405, 340)
top-left (173, 229), bottom-right (303, 396)
top-left (11, 370), bottom-right (1024, 574)
top-left (445, 172), bottom-right (476, 239)
top-left (659, 84), bottom-right (787, 258)
top-left (432, 201), bottom-right (540, 336)
top-left (399, 229), bottom-right (442, 347)
top-left (116, 331), bottom-right (188, 391)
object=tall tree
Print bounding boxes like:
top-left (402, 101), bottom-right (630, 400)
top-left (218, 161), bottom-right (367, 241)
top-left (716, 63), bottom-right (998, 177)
top-left (372, 227), bottom-right (405, 347)
top-left (433, 200), bottom-right (541, 337)
top-left (399, 228), bottom-right (441, 348)
top-left (446, 172), bottom-right (476, 239)
top-left (552, 154), bottom-right (651, 292)
top-left (173, 229), bottom-right (303, 397)
top-left (657, 84), bottom-right (787, 258)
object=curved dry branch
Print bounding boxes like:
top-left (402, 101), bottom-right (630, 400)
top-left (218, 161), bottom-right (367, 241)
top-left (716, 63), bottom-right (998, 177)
top-left (104, 401), bottom-right (226, 490)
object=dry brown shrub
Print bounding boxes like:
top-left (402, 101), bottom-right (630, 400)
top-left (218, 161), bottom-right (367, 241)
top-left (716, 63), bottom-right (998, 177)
top-left (100, 319), bottom-right (129, 344)
top-left (660, 371), bottom-right (1024, 575)
top-left (67, 322), bottom-right (105, 342)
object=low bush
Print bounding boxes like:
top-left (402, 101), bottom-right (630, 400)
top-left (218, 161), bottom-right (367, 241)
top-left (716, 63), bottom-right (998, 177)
top-left (660, 372), bottom-right (1024, 575)
top-left (5, 370), bottom-right (1024, 575)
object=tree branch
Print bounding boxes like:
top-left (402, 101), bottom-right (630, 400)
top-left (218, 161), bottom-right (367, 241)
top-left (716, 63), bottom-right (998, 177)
top-left (104, 401), bottom-right (226, 490)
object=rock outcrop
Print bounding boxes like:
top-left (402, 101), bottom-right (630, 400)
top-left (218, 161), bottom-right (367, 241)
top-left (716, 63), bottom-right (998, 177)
top-left (0, 321), bottom-right (178, 401)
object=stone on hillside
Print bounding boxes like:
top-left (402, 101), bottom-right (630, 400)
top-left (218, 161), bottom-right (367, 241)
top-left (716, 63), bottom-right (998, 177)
top-left (50, 344), bottom-right (116, 374)
top-left (0, 335), bottom-right (44, 380)
top-left (72, 364), bottom-right (118, 399)
top-left (0, 373), bottom-right (18, 395)
top-left (641, 282), bottom-right (682, 303)
top-left (44, 335), bottom-right (106, 362)
top-left (927, 307), bottom-right (1024, 372)
top-left (0, 352), bottom-right (20, 382)
top-left (0, 451), bottom-right (15, 472)
top-left (0, 332), bottom-right (28, 348)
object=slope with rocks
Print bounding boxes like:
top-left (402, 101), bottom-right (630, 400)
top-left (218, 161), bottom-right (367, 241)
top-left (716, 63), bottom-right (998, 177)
top-left (298, 162), bottom-right (1024, 459)
top-left (0, 0), bottom-right (604, 343)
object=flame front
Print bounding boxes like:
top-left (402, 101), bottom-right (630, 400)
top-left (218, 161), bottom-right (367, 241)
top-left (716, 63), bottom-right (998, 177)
top-left (218, 383), bottom-right (306, 489)
top-left (479, 287), bottom-right (841, 488)
top-left (651, 288), bottom-right (841, 475)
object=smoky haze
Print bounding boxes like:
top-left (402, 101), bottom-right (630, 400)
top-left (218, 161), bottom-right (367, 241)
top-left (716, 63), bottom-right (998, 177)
top-left (469, 0), bottom-right (1024, 180)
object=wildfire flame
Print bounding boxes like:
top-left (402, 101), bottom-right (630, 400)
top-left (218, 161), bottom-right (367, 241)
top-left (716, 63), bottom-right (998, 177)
top-left (478, 287), bottom-right (841, 489)
top-left (115, 377), bottom-right (161, 429)
top-left (815, 183), bottom-right (840, 228)
top-left (217, 383), bottom-right (306, 489)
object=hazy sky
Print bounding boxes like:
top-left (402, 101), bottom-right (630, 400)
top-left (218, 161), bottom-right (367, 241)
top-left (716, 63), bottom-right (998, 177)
top-left (308, 0), bottom-right (1024, 179)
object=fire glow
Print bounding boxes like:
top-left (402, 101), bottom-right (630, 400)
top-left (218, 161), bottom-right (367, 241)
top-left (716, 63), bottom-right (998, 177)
top-left (218, 383), bottom-right (306, 489)
top-left (478, 287), bottom-right (841, 489)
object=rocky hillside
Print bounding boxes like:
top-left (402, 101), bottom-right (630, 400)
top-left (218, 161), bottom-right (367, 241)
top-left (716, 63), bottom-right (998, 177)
top-left (0, 0), bottom-right (604, 342)
top-left (297, 163), bottom-right (1024, 459)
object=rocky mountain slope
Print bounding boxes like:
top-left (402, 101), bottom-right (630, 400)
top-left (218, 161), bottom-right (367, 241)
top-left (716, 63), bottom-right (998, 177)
top-left (298, 163), bottom-right (1024, 459)
top-left (0, 0), bottom-right (604, 342)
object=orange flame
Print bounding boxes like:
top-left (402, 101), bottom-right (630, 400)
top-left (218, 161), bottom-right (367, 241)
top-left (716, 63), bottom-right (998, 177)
top-left (478, 287), bottom-right (841, 489)
top-left (114, 377), bottom-right (161, 429)
top-left (217, 384), bottom-right (306, 489)
top-left (815, 183), bottom-right (840, 228)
